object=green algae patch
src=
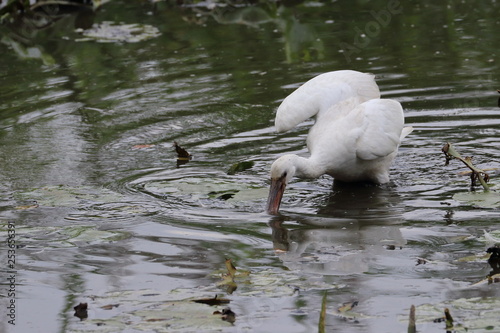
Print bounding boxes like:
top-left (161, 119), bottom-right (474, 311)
top-left (76, 21), bottom-right (161, 43)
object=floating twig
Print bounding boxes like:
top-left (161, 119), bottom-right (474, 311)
top-left (442, 143), bottom-right (490, 192)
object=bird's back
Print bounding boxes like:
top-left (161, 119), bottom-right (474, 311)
top-left (275, 70), bottom-right (381, 132)
top-left (307, 98), bottom-right (408, 183)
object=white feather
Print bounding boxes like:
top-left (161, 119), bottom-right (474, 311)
top-left (275, 70), bottom-right (381, 132)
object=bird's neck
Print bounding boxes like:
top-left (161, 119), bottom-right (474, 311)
top-left (291, 155), bottom-right (325, 179)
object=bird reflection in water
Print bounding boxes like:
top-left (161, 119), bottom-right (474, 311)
top-left (268, 181), bottom-right (406, 275)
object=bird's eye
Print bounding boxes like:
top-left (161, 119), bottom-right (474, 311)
top-left (282, 172), bottom-right (287, 178)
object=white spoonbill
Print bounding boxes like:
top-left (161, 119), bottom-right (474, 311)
top-left (266, 70), bottom-right (413, 214)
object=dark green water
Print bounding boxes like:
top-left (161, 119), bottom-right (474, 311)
top-left (1, 1), bottom-right (500, 332)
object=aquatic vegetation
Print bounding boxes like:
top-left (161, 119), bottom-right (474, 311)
top-left (442, 143), bottom-right (499, 208)
top-left (75, 21), bottom-right (161, 43)
top-left (66, 259), bottom-right (338, 332)
top-left (401, 298), bottom-right (500, 332)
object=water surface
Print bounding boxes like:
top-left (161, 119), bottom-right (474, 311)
top-left (1, 1), bottom-right (500, 332)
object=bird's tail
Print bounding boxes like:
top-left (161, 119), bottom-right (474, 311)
top-left (400, 126), bottom-right (414, 141)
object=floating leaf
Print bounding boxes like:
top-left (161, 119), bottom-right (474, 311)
top-left (14, 200), bottom-right (38, 210)
top-left (73, 303), bottom-right (88, 320)
top-left (453, 191), bottom-right (500, 208)
top-left (208, 190), bottom-right (239, 201)
top-left (216, 308), bottom-right (236, 323)
top-left (216, 259), bottom-right (249, 293)
top-left (174, 141), bottom-right (191, 159)
top-left (227, 161), bottom-right (254, 175)
top-left (337, 301), bottom-right (358, 313)
top-left (225, 258), bottom-right (237, 278)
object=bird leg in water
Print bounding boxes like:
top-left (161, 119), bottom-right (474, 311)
top-left (442, 142), bottom-right (490, 192)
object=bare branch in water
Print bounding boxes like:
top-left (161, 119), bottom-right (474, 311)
top-left (442, 142), bottom-right (490, 192)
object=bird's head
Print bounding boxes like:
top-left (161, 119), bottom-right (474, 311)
top-left (266, 155), bottom-right (297, 215)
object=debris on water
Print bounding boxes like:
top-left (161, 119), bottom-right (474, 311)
top-left (227, 160), bottom-right (254, 175)
top-left (132, 144), bottom-right (155, 149)
top-left (329, 299), bottom-right (367, 322)
top-left (101, 304), bottom-right (120, 310)
top-left (217, 258), bottom-right (250, 294)
top-left (337, 301), bottom-right (359, 313)
top-left (224, 258), bottom-right (237, 277)
top-left (432, 308), bottom-right (467, 332)
top-left (442, 143), bottom-right (500, 207)
top-left (14, 200), bottom-right (39, 210)
top-left (213, 308), bottom-right (236, 323)
top-left (405, 298), bottom-right (497, 331)
top-left (174, 141), bottom-right (192, 167)
top-left (66, 265), bottom-right (340, 332)
top-left (192, 294), bottom-right (230, 306)
top-left (76, 21), bottom-right (161, 43)
top-left (74, 302), bottom-right (88, 320)
top-left (483, 230), bottom-right (500, 246)
top-left (217, 193), bottom-right (235, 200)
top-left (174, 142), bottom-right (191, 159)
top-left (416, 258), bottom-right (428, 265)
top-left (442, 142), bottom-right (491, 191)
top-left (208, 190), bottom-right (239, 201)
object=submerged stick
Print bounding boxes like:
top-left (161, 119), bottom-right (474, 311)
top-left (318, 291), bottom-right (327, 333)
top-left (442, 143), bottom-right (490, 192)
top-left (407, 305), bottom-right (416, 333)
top-left (444, 308), bottom-right (454, 329)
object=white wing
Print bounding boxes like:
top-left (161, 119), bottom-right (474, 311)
top-left (275, 70), bottom-right (381, 132)
top-left (354, 99), bottom-right (405, 160)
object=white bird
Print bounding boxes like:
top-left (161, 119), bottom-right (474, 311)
top-left (266, 70), bottom-right (413, 214)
